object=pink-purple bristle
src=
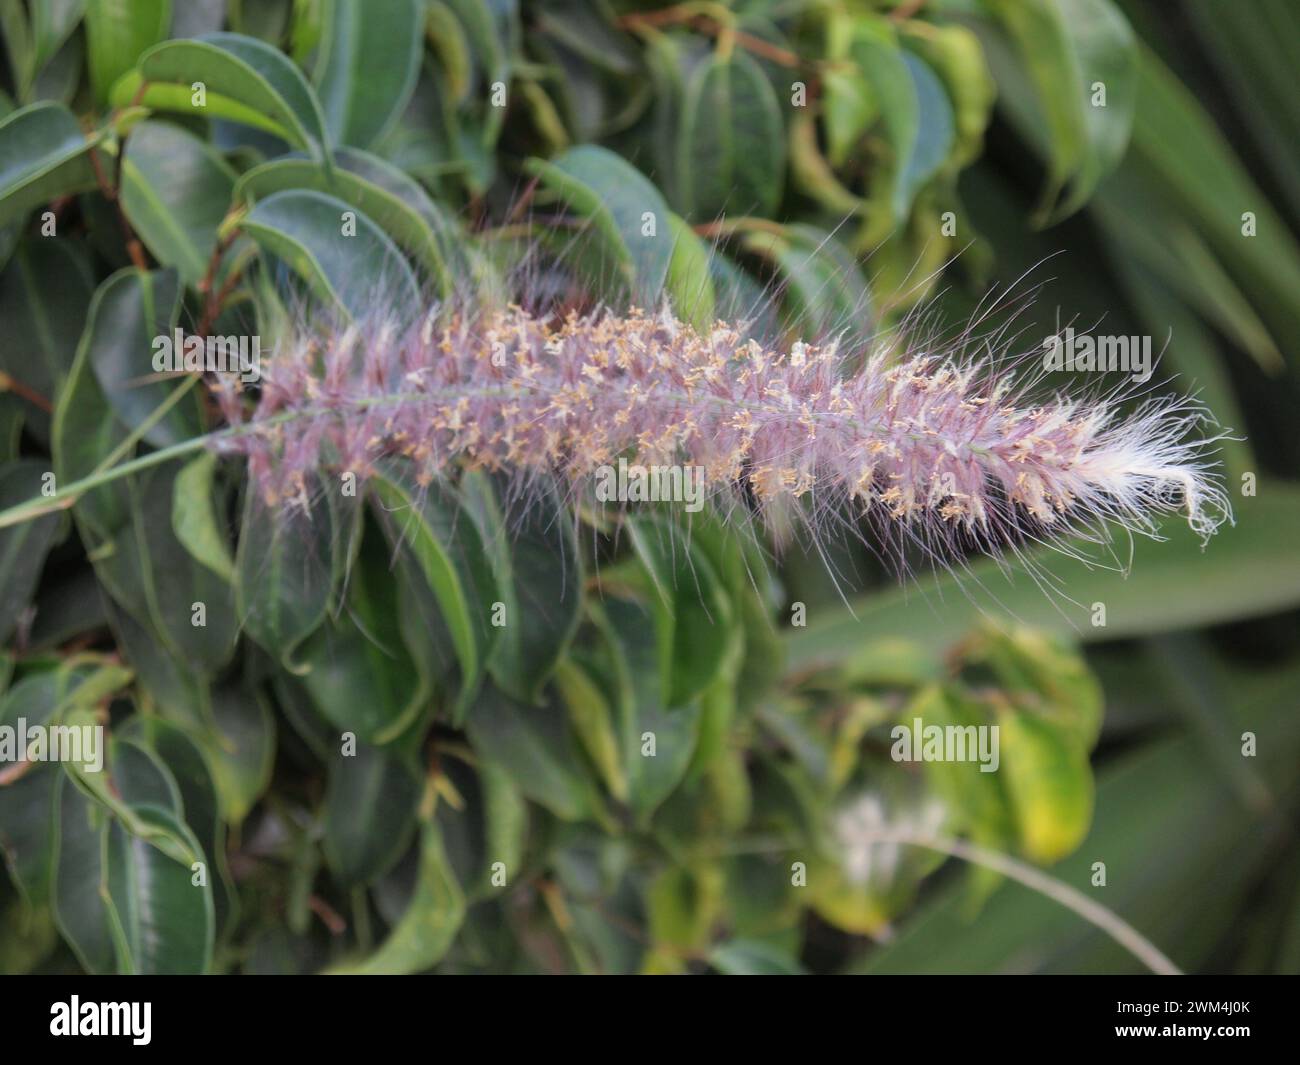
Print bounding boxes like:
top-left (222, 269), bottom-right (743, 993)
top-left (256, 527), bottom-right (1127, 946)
top-left (215, 300), bottom-right (1232, 567)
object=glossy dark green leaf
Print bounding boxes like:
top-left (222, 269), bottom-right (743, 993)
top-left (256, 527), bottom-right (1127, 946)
top-left (0, 101), bottom-right (100, 229)
top-left (626, 517), bottom-right (733, 709)
top-left (322, 741), bottom-right (421, 886)
top-left (0, 461), bottom-right (61, 645)
top-left (0, 765), bottom-right (59, 905)
top-left (678, 49), bottom-right (783, 221)
top-left (234, 148), bottom-right (457, 294)
top-left (235, 478), bottom-right (341, 670)
top-left (240, 189), bottom-right (421, 321)
top-left (172, 451), bottom-right (234, 583)
top-left (120, 119), bottom-right (238, 286)
top-left (371, 465), bottom-right (497, 720)
top-left (51, 301), bottom-right (134, 540)
top-left (30, 0), bottom-right (86, 83)
top-left (297, 516), bottom-right (429, 744)
top-left (709, 937), bottom-right (807, 975)
top-left (314, 0), bottom-right (422, 148)
top-left (122, 714), bottom-right (236, 935)
top-left (84, 0), bottom-right (169, 104)
top-left (461, 472), bottom-right (580, 704)
top-left (54, 768), bottom-right (214, 974)
top-left (0, 236), bottom-right (94, 444)
top-left (129, 463), bottom-right (238, 675)
top-left (526, 144), bottom-right (677, 307)
top-left (466, 683), bottom-right (594, 821)
top-left (326, 820), bottom-right (464, 974)
top-left (120, 32), bottom-right (333, 163)
top-left (85, 267), bottom-right (203, 449)
top-left (598, 597), bottom-right (704, 824)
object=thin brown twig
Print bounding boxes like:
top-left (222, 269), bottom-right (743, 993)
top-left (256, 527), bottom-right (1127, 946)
top-left (617, 7), bottom-right (805, 69)
top-left (0, 370), bottom-right (53, 413)
top-left (890, 0), bottom-right (927, 21)
top-left (308, 895), bottom-right (348, 936)
top-left (84, 129), bottom-right (148, 271)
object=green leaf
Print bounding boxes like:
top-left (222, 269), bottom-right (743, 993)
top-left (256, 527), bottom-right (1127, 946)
top-left (296, 519), bottom-right (429, 744)
top-left (235, 479), bottom-right (341, 671)
top-left (903, 23), bottom-right (996, 170)
top-left (677, 49), bottom-right (784, 221)
top-left (525, 144), bottom-right (677, 307)
top-left (554, 656), bottom-right (627, 803)
top-left (118, 32), bottom-right (333, 163)
top-left (852, 23), bottom-right (954, 227)
top-left (84, 0), bottom-right (170, 105)
top-left (172, 451), bottom-right (234, 583)
top-left (896, 52), bottom-right (955, 217)
top-left (0, 763), bottom-right (59, 905)
top-left (120, 119), bottom-right (237, 287)
top-left (739, 221), bottom-right (873, 339)
top-left (0, 237), bottom-right (94, 444)
top-left (709, 937), bottom-right (807, 975)
top-left (597, 597), bottom-right (704, 825)
top-left (239, 188), bottom-right (421, 322)
top-left (122, 714), bottom-right (236, 935)
top-left (685, 510), bottom-right (782, 715)
top-left (314, 0), bottom-right (422, 148)
top-left (665, 211), bottom-right (715, 331)
top-left (51, 301), bottom-right (134, 539)
top-left (626, 517), bottom-right (733, 708)
top-left (131, 462), bottom-right (238, 675)
top-left (322, 742), bottom-right (421, 886)
top-left (327, 820), bottom-right (464, 973)
top-left (994, 707), bottom-right (1093, 864)
top-left (461, 472), bottom-right (581, 704)
top-left (32, 1), bottom-right (86, 74)
top-left (434, 753), bottom-right (527, 903)
top-left (54, 768), bottom-right (214, 974)
top-left (371, 465), bottom-right (497, 720)
top-left (0, 461), bottom-right (61, 644)
top-left (85, 267), bottom-right (203, 449)
top-left (983, 0), bottom-right (1136, 220)
top-left (853, 668), bottom-right (1300, 973)
top-left (1124, 46), bottom-right (1300, 371)
top-left (0, 101), bottom-right (100, 229)
top-left (233, 148), bottom-right (458, 294)
top-left (204, 679), bottom-right (275, 825)
top-left (466, 683), bottom-right (594, 822)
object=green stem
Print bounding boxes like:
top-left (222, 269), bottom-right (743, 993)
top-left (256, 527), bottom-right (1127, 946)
top-left (0, 430), bottom-right (220, 531)
top-left (92, 374), bottom-right (202, 476)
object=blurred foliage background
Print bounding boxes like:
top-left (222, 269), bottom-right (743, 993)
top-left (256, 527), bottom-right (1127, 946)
top-left (0, 0), bottom-right (1297, 975)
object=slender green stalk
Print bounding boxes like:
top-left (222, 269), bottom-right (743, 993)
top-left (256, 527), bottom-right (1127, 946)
top-left (724, 829), bottom-right (1182, 975)
top-left (858, 829), bottom-right (1183, 975)
top-left (92, 374), bottom-right (202, 476)
top-left (0, 430), bottom-right (220, 530)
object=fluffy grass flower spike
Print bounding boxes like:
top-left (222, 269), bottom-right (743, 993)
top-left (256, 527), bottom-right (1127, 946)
top-left (215, 300), bottom-right (1232, 572)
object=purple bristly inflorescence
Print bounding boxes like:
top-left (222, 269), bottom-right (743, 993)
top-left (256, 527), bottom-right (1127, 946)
top-left (213, 303), bottom-right (1232, 564)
